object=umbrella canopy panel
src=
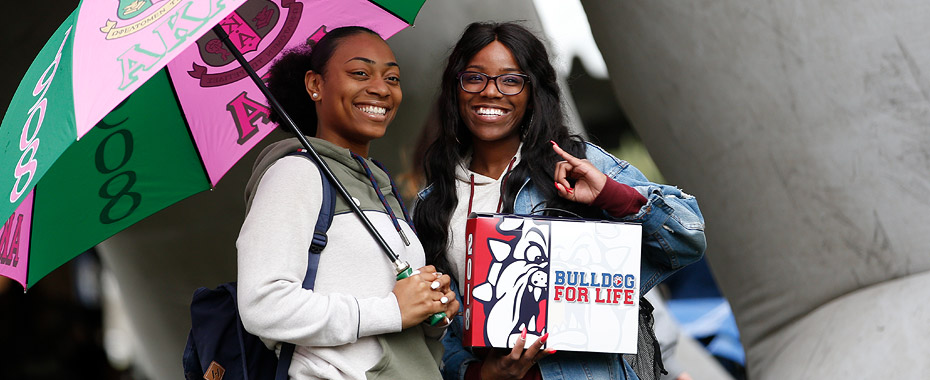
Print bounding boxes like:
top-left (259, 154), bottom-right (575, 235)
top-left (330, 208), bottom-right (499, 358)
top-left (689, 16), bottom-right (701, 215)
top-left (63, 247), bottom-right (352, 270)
top-left (0, 9), bottom-right (79, 231)
top-left (29, 71), bottom-right (209, 287)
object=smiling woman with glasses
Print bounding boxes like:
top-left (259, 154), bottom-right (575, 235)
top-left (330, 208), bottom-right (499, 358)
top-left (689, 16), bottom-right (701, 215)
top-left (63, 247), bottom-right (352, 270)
top-left (413, 21), bottom-right (706, 380)
top-left (458, 71), bottom-right (530, 95)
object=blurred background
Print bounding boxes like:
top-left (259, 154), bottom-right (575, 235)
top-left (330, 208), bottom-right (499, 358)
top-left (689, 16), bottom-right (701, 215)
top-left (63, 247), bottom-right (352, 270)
top-left (4, 0), bottom-right (930, 379)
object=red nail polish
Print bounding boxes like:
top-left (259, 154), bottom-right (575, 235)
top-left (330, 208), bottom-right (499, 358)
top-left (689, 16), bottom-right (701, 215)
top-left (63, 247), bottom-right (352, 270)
top-left (521, 328), bottom-right (527, 340)
top-left (567, 188), bottom-right (574, 194)
top-left (549, 140), bottom-right (556, 146)
top-left (540, 333), bottom-right (549, 343)
top-left (548, 349), bottom-right (557, 354)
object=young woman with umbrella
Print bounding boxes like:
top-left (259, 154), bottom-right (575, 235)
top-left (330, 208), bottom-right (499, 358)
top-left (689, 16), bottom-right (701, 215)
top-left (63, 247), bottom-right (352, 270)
top-left (236, 26), bottom-right (458, 379)
top-left (413, 22), bottom-right (707, 380)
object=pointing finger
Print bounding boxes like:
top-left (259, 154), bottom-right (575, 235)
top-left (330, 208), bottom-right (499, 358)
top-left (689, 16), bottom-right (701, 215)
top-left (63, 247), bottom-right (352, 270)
top-left (550, 140), bottom-right (585, 166)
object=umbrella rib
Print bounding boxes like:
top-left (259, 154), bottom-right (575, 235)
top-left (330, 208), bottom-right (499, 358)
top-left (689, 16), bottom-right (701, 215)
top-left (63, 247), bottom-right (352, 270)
top-left (163, 69), bottom-right (214, 188)
top-left (24, 186), bottom-right (34, 292)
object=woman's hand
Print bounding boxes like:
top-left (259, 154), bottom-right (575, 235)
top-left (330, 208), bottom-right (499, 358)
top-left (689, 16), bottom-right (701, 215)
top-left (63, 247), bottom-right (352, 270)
top-left (479, 328), bottom-right (554, 380)
top-left (414, 265), bottom-right (460, 326)
top-left (437, 280), bottom-right (459, 326)
top-left (551, 141), bottom-right (607, 205)
top-left (393, 265), bottom-right (456, 328)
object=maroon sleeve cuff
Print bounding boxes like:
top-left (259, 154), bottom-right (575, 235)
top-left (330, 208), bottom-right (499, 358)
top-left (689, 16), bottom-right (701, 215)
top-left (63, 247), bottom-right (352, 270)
top-left (591, 177), bottom-right (647, 217)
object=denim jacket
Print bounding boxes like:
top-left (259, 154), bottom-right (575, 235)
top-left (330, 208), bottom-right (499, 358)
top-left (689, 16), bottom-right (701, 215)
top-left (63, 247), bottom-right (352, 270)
top-left (417, 142), bottom-right (706, 380)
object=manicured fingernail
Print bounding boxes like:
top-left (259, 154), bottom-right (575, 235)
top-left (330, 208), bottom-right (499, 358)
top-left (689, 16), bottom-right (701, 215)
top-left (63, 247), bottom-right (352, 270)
top-left (550, 140), bottom-right (558, 147)
top-left (540, 333), bottom-right (549, 343)
top-left (521, 328), bottom-right (527, 339)
top-left (431, 281), bottom-right (441, 290)
top-left (567, 188), bottom-right (574, 194)
top-left (441, 296), bottom-right (449, 304)
top-left (435, 272), bottom-right (443, 278)
top-left (411, 269), bottom-right (421, 276)
top-left (547, 349), bottom-right (557, 354)
top-left (554, 182), bottom-right (562, 191)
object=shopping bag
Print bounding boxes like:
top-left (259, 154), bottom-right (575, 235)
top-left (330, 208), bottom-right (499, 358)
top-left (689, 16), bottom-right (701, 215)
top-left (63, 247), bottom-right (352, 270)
top-left (463, 213), bottom-right (642, 353)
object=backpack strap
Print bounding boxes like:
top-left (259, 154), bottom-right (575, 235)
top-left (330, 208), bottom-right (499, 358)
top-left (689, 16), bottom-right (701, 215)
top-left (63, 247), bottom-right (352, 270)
top-left (275, 151), bottom-right (336, 380)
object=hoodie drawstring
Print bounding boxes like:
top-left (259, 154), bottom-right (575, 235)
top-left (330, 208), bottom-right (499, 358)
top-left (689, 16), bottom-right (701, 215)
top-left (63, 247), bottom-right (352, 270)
top-left (467, 174), bottom-right (475, 216)
top-left (497, 157), bottom-right (517, 213)
top-left (467, 156), bottom-right (517, 216)
top-left (350, 153), bottom-right (414, 246)
top-left (372, 160), bottom-right (416, 234)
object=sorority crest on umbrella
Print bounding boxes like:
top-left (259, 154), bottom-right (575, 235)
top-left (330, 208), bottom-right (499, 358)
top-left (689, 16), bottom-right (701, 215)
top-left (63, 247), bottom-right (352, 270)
top-left (188, 0), bottom-right (305, 88)
top-left (199, 0), bottom-right (280, 65)
top-left (100, 0), bottom-right (185, 39)
top-left (117, 0), bottom-right (158, 20)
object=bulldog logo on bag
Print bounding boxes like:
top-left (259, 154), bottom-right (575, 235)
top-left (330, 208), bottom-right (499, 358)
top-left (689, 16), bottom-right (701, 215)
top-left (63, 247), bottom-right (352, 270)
top-left (470, 217), bottom-right (551, 347)
top-left (464, 213), bottom-right (643, 353)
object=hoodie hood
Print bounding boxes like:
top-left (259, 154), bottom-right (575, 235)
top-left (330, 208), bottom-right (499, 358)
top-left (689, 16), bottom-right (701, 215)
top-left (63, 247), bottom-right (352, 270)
top-left (454, 143), bottom-right (523, 186)
top-left (244, 136), bottom-right (395, 212)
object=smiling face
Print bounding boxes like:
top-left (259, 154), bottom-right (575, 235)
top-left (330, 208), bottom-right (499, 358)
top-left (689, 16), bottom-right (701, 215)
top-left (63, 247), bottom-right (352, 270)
top-left (458, 40), bottom-right (530, 148)
top-left (306, 32), bottom-right (401, 155)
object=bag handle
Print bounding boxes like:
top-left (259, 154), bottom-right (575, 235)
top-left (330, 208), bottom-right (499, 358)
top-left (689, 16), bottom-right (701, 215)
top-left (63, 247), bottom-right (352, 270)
top-left (528, 201), bottom-right (583, 218)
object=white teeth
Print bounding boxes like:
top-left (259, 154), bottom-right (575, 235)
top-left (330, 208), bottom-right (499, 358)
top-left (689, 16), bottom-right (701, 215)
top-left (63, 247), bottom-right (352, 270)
top-left (358, 105), bottom-right (386, 115)
top-left (477, 107), bottom-right (505, 116)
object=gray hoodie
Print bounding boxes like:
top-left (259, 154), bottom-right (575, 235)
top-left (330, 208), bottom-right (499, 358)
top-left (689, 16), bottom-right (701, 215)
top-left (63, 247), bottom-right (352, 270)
top-left (237, 137), bottom-right (441, 380)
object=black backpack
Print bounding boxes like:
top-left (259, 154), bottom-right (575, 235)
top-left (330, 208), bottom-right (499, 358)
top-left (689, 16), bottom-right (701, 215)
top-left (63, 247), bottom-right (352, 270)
top-left (183, 153), bottom-right (334, 380)
top-left (623, 296), bottom-right (668, 380)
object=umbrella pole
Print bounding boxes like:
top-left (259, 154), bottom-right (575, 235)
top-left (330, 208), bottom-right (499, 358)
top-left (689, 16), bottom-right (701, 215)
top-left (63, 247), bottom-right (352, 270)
top-left (210, 26), bottom-right (408, 271)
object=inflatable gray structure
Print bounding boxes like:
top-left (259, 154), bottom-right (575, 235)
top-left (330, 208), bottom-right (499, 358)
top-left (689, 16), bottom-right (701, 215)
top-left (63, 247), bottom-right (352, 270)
top-left (582, 0), bottom-right (930, 378)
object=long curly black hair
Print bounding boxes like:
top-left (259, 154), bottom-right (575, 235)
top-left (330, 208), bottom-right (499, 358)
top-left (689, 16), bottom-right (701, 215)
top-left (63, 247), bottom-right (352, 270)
top-left (413, 22), bottom-right (597, 276)
top-left (266, 26), bottom-right (380, 136)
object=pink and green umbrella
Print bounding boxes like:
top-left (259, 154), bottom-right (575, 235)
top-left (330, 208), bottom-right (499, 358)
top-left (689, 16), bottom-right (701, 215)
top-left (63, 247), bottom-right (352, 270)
top-left (0, 0), bottom-right (425, 290)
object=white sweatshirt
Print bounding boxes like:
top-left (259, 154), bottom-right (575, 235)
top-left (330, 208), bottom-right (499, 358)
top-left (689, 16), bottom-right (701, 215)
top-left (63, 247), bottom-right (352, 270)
top-left (237, 138), bottom-right (432, 379)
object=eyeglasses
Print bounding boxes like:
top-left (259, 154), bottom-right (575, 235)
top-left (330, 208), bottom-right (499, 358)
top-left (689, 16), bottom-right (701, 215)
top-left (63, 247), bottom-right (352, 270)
top-left (458, 71), bottom-right (530, 96)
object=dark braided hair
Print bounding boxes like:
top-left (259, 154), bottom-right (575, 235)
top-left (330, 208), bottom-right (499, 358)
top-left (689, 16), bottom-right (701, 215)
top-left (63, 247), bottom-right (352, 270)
top-left (413, 22), bottom-right (598, 276)
top-left (266, 26), bottom-right (380, 136)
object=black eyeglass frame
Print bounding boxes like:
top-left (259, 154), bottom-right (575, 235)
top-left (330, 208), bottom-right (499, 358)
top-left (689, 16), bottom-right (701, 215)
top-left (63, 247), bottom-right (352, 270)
top-left (457, 71), bottom-right (531, 96)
